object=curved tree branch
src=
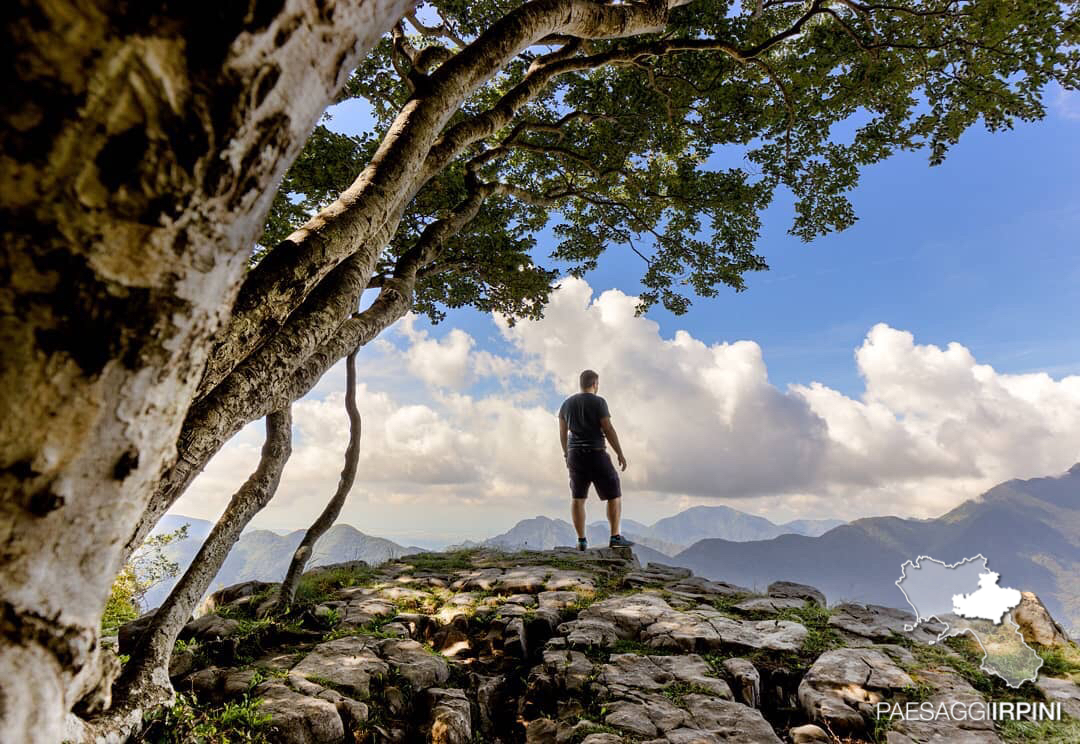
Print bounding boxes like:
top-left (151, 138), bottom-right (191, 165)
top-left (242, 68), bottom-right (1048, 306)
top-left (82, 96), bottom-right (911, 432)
top-left (100, 407), bottom-right (292, 737)
top-left (134, 183), bottom-right (494, 551)
top-left (275, 352), bottom-right (361, 610)
top-left (405, 10), bottom-right (467, 49)
top-left (197, 0), bottom-right (689, 399)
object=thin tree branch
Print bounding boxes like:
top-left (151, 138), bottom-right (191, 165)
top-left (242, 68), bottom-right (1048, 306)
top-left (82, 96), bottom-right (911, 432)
top-left (113, 407), bottom-right (292, 706)
top-left (197, 0), bottom-right (694, 402)
top-left (405, 10), bottom-right (467, 49)
top-left (391, 22), bottom-right (419, 92)
top-left (275, 352), bottom-right (361, 611)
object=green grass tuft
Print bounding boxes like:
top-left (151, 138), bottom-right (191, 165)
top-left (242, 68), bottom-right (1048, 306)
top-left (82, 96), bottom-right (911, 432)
top-left (398, 550), bottom-right (482, 573)
top-left (1036, 643), bottom-right (1080, 678)
top-left (292, 565), bottom-right (379, 607)
top-left (143, 693), bottom-right (271, 743)
top-left (998, 717), bottom-right (1080, 743)
top-left (661, 681), bottom-right (721, 708)
top-left (568, 721), bottom-right (624, 743)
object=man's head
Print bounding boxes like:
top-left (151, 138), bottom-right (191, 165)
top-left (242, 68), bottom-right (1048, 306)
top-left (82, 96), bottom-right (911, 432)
top-left (579, 369), bottom-right (599, 392)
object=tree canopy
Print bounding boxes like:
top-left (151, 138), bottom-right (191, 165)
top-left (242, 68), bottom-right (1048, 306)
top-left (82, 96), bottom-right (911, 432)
top-left (142, 0), bottom-right (1079, 569)
top-left (4, 1), bottom-right (1077, 738)
top-left (264, 0), bottom-right (1080, 319)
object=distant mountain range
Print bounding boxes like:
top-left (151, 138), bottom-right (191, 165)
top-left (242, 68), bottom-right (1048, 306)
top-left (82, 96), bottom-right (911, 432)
top-left (450, 515), bottom-right (672, 566)
top-left (448, 507), bottom-right (846, 574)
top-left (675, 464), bottom-right (1080, 635)
top-left (152, 466), bottom-right (1078, 634)
top-left (467, 508), bottom-right (844, 555)
top-left (648, 506), bottom-right (843, 545)
top-left (148, 501), bottom-right (841, 610)
top-left (142, 522), bottom-right (422, 609)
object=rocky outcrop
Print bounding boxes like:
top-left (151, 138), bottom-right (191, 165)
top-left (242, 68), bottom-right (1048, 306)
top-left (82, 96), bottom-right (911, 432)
top-left (1036, 677), bottom-right (1080, 719)
top-left (827, 602), bottom-right (947, 646)
top-left (1012, 591), bottom-right (1071, 647)
top-left (798, 648), bottom-right (915, 734)
top-left (131, 547), bottom-right (1080, 743)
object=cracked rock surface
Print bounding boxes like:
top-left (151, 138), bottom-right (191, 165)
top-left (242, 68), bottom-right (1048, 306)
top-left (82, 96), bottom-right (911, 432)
top-left (127, 547), bottom-right (1077, 743)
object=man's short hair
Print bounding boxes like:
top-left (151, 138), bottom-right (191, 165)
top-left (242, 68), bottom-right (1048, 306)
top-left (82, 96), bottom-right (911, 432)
top-left (580, 369), bottom-right (599, 390)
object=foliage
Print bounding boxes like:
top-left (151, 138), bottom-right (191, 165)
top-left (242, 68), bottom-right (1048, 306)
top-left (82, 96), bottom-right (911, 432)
top-left (708, 593), bottom-right (753, 618)
top-left (102, 524), bottom-right (189, 633)
top-left (661, 681), bottom-right (721, 708)
top-left (324, 604), bottom-right (408, 641)
top-left (1035, 642), bottom-right (1080, 679)
top-left (102, 565), bottom-right (140, 634)
top-left (232, 618), bottom-right (282, 665)
top-left (774, 603), bottom-right (847, 657)
top-left (568, 721), bottom-right (623, 743)
top-left (998, 717), bottom-right (1080, 743)
top-left (130, 524), bottom-right (190, 608)
top-left (247, 667), bottom-right (289, 689)
top-left (292, 564), bottom-right (380, 608)
top-left (264, 0), bottom-right (1080, 321)
top-left (142, 693), bottom-right (271, 744)
top-left (398, 550), bottom-right (483, 574)
top-left (320, 607), bottom-right (341, 627)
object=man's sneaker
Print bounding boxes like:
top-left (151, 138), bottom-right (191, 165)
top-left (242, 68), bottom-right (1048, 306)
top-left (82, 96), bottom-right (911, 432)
top-left (577, 537), bottom-right (588, 551)
top-left (609, 534), bottom-right (634, 548)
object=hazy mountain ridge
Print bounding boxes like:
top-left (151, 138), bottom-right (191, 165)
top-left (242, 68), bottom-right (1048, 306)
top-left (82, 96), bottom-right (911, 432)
top-left (143, 523), bottom-right (421, 609)
top-left (674, 464), bottom-right (1080, 634)
top-left (152, 502), bottom-right (847, 606)
top-left (457, 515), bottom-right (672, 566)
top-left (472, 507), bottom-right (846, 557)
top-left (154, 465), bottom-right (1080, 635)
top-left (649, 505), bottom-right (844, 545)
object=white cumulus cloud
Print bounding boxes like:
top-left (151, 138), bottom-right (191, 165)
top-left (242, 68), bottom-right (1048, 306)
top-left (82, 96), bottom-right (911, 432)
top-left (172, 278), bottom-right (1080, 540)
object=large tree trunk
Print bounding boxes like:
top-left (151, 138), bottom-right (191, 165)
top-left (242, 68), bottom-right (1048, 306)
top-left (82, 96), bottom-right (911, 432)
top-left (132, 266), bottom-right (414, 555)
top-left (124, 2), bottom-right (692, 549)
top-left (0, 2), bottom-right (408, 741)
top-left (193, 0), bottom-right (677, 401)
top-left (276, 352), bottom-right (362, 610)
top-left (76, 409), bottom-right (293, 742)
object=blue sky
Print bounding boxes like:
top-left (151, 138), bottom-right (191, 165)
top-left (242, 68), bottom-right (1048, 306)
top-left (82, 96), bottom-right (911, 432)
top-left (172, 86), bottom-right (1080, 546)
top-left (330, 91), bottom-right (1080, 397)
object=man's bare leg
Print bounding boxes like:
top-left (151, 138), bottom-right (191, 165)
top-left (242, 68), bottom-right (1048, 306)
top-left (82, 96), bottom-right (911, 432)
top-left (572, 498), bottom-right (587, 540)
top-left (607, 497), bottom-right (621, 538)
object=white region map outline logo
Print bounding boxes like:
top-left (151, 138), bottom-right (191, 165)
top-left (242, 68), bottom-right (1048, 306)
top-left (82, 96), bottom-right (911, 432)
top-left (895, 553), bottom-right (1042, 688)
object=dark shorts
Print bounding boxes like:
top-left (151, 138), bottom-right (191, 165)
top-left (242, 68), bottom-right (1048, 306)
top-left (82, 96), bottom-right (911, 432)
top-left (566, 448), bottom-right (622, 501)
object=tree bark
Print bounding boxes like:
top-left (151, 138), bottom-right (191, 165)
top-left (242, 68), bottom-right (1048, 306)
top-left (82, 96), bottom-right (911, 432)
top-left (276, 352), bottom-right (361, 610)
top-left (128, 0), bottom-right (687, 560)
top-left (136, 181), bottom-right (490, 545)
top-left (137, 276), bottom-right (413, 550)
top-left (75, 409), bottom-right (293, 743)
top-left (193, 0), bottom-right (690, 403)
top-left (0, 1), bottom-right (408, 741)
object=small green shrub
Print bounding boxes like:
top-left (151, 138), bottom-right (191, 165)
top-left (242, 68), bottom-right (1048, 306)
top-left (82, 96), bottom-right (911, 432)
top-left (102, 565), bottom-right (140, 634)
top-left (568, 721), bottom-right (622, 743)
top-left (1036, 643), bottom-right (1080, 678)
top-left (662, 681), bottom-right (720, 708)
top-left (292, 564), bottom-right (378, 607)
top-left (143, 693), bottom-right (271, 743)
top-left (399, 550), bottom-right (481, 573)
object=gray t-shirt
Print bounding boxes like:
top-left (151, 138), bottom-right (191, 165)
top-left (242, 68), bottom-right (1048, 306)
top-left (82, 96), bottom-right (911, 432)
top-left (559, 393), bottom-right (610, 450)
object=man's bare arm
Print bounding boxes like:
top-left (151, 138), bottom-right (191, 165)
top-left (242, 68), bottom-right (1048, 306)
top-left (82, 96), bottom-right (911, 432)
top-left (600, 417), bottom-right (627, 471)
top-left (559, 415), bottom-right (569, 457)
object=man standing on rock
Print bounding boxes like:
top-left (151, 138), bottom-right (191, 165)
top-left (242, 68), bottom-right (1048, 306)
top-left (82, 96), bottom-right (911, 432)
top-left (558, 369), bottom-right (634, 551)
